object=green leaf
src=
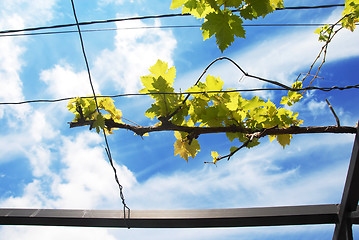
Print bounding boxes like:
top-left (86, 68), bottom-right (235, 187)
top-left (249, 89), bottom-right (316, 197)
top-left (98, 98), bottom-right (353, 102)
top-left (205, 75), bottom-right (223, 92)
top-left (140, 60), bottom-right (182, 119)
top-left (222, 0), bottom-right (242, 8)
top-left (244, 0), bottom-right (275, 17)
top-left (268, 135), bottom-right (276, 142)
top-left (206, 0), bottom-right (221, 9)
top-left (240, 0), bottom-right (277, 20)
top-left (247, 138), bottom-right (260, 148)
top-left (145, 104), bottom-right (161, 119)
top-left (174, 131), bottom-right (201, 161)
top-left (67, 98), bottom-right (78, 113)
top-left (211, 151), bottom-right (219, 164)
top-left (182, 0), bottom-right (214, 18)
top-left (149, 59), bottom-right (169, 77)
top-left (92, 112), bottom-right (105, 134)
top-left (281, 81), bottom-right (303, 106)
top-left (276, 134), bottom-right (292, 148)
top-left (139, 76), bottom-right (155, 93)
top-left (170, 0), bottom-right (188, 9)
top-left (229, 146), bottom-right (238, 153)
top-left (243, 96), bottom-right (264, 111)
top-left (341, 0), bottom-right (359, 31)
top-left (270, 0), bottom-right (284, 8)
top-left (280, 96), bottom-right (290, 106)
top-left (202, 10), bottom-right (245, 52)
top-left (314, 24), bottom-right (331, 42)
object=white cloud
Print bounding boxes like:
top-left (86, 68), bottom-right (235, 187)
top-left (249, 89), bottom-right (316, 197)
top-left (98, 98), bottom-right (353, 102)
top-left (0, 34), bottom-right (29, 119)
top-left (307, 99), bottom-right (328, 117)
top-left (0, 128), bottom-right (354, 239)
top-left (93, 18), bottom-right (177, 93)
top-left (0, 0), bottom-right (56, 27)
top-left (98, 0), bottom-right (134, 5)
top-left (0, 134), bottom-right (28, 163)
top-left (49, 131), bottom-right (137, 209)
top-left (1, 180), bottom-right (48, 208)
top-left (1, 133), bottom-right (351, 239)
top-left (0, 226), bottom-right (117, 240)
top-left (28, 110), bottom-right (59, 142)
top-left (0, 0), bottom-right (57, 120)
top-left (40, 63), bottom-right (100, 98)
top-left (124, 133), bottom-right (353, 210)
top-left (26, 146), bottom-right (52, 178)
top-left (0, 131), bottom-right (136, 210)
top-left (0, 108), bottom-right (59, 177)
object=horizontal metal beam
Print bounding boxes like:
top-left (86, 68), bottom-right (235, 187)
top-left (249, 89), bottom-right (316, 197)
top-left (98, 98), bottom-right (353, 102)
top-left (0, 204), bottom-right (340, 228)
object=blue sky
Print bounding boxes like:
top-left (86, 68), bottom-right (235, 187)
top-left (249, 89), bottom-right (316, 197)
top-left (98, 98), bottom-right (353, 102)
top-left (0, 0), bottom-right (359, 239)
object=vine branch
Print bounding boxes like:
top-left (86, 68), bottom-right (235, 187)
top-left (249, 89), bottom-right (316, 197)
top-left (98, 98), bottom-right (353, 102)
top-left (69, 119), bottom-right (357, 137)
top-left (301, 15), bottom-right (348, 90)
top-left (326, 99), bottom-right (341, 127)
top-left (205, 134), bottom-right (255, 164)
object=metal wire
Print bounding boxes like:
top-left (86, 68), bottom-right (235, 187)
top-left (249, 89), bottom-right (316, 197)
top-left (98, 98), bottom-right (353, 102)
top-left (0, 4), bottom-right (345, 36)
top-left (70, 0), bottom-right (130, 227)
top-left (0, 85), bottom-right (358, 106)
top-left (2, 23), bottom-right (352, 38)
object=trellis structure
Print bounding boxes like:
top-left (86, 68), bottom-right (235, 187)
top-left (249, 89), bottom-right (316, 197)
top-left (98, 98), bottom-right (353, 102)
top-left (0, 2), bottom-right (358, 239)
top-left (0, 126), bottom-right (358, 239)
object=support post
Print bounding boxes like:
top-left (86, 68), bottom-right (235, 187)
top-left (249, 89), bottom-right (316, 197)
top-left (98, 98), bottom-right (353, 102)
top-left (333, 124), bottom-right (359, 240)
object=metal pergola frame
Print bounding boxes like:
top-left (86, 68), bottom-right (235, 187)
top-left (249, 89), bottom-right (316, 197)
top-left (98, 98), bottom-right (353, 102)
top-left (1, 126), bottom-right (358, 239)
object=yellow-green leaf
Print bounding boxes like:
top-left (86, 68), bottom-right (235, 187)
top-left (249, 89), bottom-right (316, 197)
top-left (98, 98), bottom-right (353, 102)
top-left (206, 75), bottom-right (223, 91)
top-left (211, 151), bottom-right (219, 164)
top-left (341, 0), bottom-right (359, 31)
top-left (92, 112), bottom-right (105, 134)
top-left (174, 131), bottom-right (200, 161)
top-left (276, 134), bottom-right (292, 148)
top-left (170, 0), bottom-right (188, 9)
top-left (268, 135), bottom-right (276, 142)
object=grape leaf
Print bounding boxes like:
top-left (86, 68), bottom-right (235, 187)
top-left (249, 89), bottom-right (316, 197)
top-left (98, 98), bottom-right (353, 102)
top-left (270, 0), bottom-right (284, 8)
top-left (205, 75), bottom-right (223, 92)
top-left (276, 134), bottom-right (292, 149)
top-left (222, 0), bottom-right (242, 8)
top-left (170, 0), bottom-right (189, 9)
top-left (229, 146), bottom-right (238, 153)
top-left (183, 0), bottom-right (214, 18)
top-left (202, 10), bottom-right (245, 52)
top-left (268, 135), bottom-right (276, 142)
top-left (341, 0), bottom-right (359, 31)
top-left (174, 131), bottom-right (201, 161)
top-left (211, 151), bottom-right (219, 164)
top-left (92, 112), bottom-right (105, 134)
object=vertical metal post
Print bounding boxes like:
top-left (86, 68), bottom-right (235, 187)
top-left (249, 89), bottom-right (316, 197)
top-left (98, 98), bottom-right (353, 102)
top-left (333, 124), bottom-right (359, 240)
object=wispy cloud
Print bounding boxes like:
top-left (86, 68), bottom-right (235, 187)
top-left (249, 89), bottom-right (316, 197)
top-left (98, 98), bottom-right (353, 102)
top-left (98, 0), bottom-right (135, 5)
top-left (40, 63), bottom-right (100, 98)
top-left (0, 2), bottom-right (358, 240)
top-left (0, 0), bottom-right (57, 119)
top-left (1, 131), bottom-right (352, 239)
top-left (93, 18), bottom-right (177, 93)
top-left (125, 133), bottom-right (353, 210)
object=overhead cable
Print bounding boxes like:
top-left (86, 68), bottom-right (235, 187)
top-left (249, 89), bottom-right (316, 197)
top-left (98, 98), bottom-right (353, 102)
top-left (1, 84), bottom-right (358, 106)
top-left (0, 4), bottom-right (345, 36)
top-left (70, 0), bottom-right (130, 226)
top-left (1, 23), bottom-right (349, 38)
